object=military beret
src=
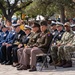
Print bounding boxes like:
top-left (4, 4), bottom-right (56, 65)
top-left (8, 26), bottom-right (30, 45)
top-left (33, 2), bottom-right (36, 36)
top-left (32, 22), bottom-right (40, 28)
top-left (40, 21), bottom-right (47, 26)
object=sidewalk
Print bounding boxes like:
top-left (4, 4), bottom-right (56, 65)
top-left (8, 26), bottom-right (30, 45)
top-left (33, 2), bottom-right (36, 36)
top-left (0, 63), bottom-right (75, 75)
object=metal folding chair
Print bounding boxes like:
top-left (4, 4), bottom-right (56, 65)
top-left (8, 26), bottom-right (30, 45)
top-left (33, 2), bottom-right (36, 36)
top-left (36, 39), bottom-right (57, 71)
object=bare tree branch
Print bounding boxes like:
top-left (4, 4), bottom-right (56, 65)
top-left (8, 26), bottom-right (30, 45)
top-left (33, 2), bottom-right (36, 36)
top-left (0, 2), bottom-right (7, 17)
top-left (11, 0), bottom-right (19, 9)
top-left (13, 1), bottom-right (32, 12)
top-left (10, 0), bottom-right (19, 16)
top-left (7, 0), bottom-right (10, 7)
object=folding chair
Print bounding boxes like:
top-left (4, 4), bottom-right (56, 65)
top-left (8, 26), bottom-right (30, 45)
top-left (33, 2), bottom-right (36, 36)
top-left (36, 39), bottom-right (57, 71)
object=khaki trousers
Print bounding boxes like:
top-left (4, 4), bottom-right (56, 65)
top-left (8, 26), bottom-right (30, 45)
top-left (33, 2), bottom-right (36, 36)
top-left (17, 48), bottom-right (24, 64)
top-left (20, 47), bottom-right (43, 67)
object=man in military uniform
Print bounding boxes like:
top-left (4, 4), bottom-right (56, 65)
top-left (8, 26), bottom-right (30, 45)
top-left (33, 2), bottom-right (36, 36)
top-left (0, 23), bottom-right (2, 62)
top-left (51, 22), bottom-right (65, 64)
top-left (17, 22), bottom-right (40, 68)
top-left (17, 21), bottom-right (53, 72)
top-left (50, 22), bottom-right (58, 37)
top-left (57, 22), bottom-right (74, 67)
top-left (0, 23), bottom-right (2, 32)
top-left (12, 25), bottom-right (32, 67)
top-left (0, 26), bottom-right (9, 46)
top-left (1, 24), bottom-right (25, 65)
top-left (0, 26), bottom-right (9, 62)
top-left (0, 26), bottom-right (15, 64)
top-left (61, 36), bottom-right (75, 68)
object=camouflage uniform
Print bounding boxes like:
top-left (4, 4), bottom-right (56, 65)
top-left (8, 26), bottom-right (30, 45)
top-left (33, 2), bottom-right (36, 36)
top-left (58, 30), bottom-right (74, 61)
top-left (54, 22), bottom-right (75, 67)
top-left (63, 35), bottom-right (75, 61)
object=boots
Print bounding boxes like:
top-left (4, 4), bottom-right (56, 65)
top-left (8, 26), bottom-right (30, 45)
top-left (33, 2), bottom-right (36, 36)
top-left (50, 59), bottom-right (58, 65)
top-left (63, 60), bottom-right (72, 68)
top-left (29, 66), bottom-right (37, 72)
top-left (56, 60), bottom-right (66, 67)
top-left (17, 65), bottom-right (28, 70)
top-left (27, 65), bottom-right (30, 69)
top-left (17, 64), bottom-right (30, 70)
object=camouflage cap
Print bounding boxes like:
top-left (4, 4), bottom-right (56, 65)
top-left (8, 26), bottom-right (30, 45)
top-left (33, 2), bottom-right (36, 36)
top-left (64, 22), bottom-right (70, 27)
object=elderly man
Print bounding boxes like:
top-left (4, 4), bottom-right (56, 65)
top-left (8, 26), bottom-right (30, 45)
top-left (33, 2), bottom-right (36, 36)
top-left (57, 22), bottom-right (74, 67)
top-left (12, 25), bottom-right (32, 67)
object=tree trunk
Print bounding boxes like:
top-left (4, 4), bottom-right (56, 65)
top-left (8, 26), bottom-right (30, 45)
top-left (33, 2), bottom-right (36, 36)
top-left (0, 0), bottom-right (32, 24)
top-left (60, 5), bottom-right (65, 23)
top-left (6, 15), bottom-right (12, 22)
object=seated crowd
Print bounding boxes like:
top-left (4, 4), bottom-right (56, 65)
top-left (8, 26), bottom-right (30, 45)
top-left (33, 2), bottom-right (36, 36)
top-left (0, 20), bottom-right (75, 72)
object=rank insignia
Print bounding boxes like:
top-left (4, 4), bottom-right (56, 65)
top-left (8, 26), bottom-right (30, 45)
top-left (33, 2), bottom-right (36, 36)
top-left (47, 32), bottom-right (50, 36)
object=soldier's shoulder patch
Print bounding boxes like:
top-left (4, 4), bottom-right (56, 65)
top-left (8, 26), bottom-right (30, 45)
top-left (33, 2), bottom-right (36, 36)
top-left (47, 32), bottom-right (50, 36)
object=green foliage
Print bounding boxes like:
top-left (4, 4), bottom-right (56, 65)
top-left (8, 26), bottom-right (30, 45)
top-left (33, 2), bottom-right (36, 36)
top-left (0, 0), bottom-right (75, 21)
top-left (25, 0), bottom-right (52, 17)
top-left (24, 0), bottom-right (75, 19)
top-left (0, 0), bottom-right (32, 21)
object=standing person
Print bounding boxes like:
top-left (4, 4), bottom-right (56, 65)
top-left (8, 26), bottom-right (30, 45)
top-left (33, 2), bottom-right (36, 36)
top-left (17, 21), bottom-right (53, 72)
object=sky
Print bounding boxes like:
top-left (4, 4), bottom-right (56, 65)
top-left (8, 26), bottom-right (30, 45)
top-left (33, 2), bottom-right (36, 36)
top-left (10, 0), bottom-right (15, 4)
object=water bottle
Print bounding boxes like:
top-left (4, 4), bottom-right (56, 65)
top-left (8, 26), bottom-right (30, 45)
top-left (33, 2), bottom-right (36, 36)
top-left (47, 56), bottom-right (50, 63)
top-left (36, 63), bottom-right (41, 71)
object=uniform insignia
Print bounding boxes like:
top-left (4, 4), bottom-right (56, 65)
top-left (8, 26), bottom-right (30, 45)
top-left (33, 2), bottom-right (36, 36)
top-left (47, 32), bottom-right (50, 36)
